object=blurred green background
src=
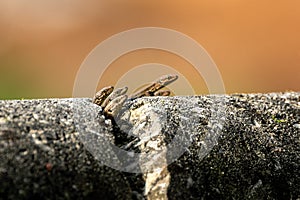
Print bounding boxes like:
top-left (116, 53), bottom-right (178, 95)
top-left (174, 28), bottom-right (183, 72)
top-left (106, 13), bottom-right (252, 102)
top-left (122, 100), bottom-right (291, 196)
top-left (0, 1), bottom-right (299, 99)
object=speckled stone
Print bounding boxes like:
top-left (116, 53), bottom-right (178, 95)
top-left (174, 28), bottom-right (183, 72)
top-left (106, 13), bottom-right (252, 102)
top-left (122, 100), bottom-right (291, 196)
top-left (0, 99), bottom-right (140, 200)
top-left (0, 92), bottom-right (299, 200)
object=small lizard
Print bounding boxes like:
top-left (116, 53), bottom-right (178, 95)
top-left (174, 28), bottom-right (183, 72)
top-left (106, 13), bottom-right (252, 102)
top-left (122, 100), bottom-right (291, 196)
top-left (129, 74), bottom-right (178, 100)
top-left (103, 94), bottom-right (128, 118)
top-left (92, 86), bottom-right (114, 107)
top-left (92, 74), bottom-right (178, 118)
top-left (101, 86), bottom-right (128, 108)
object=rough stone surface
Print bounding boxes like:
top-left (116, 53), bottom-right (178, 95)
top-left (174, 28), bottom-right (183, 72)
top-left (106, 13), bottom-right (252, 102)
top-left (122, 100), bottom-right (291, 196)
top-left (0, 92), bottom-right (299, 200)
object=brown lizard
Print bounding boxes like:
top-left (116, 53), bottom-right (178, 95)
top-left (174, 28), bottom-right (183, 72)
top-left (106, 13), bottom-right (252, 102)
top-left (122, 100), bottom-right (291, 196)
top-left (92, 74), bottom-right (178, 118)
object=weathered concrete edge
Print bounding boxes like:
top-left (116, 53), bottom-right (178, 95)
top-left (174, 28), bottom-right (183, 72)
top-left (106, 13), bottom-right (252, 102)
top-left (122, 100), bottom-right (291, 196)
top-left (0, 92), bottom-right (299, 199)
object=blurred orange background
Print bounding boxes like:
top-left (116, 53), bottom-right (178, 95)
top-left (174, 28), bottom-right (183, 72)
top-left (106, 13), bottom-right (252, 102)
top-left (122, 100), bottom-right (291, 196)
top-left (0, 1), bottom-right (299, 99)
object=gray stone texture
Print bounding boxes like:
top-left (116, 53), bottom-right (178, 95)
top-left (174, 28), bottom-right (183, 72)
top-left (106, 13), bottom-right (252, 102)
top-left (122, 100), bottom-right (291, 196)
top-left (0, 92), bottom-right (299, 199)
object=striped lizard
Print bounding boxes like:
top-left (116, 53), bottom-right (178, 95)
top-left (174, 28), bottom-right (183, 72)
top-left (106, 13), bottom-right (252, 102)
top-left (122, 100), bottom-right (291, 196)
top-left (92, 74), bottom-right (178, 118)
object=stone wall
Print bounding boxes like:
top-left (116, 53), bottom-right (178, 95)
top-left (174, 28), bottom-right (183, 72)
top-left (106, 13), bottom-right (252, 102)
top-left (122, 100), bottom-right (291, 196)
top-left (0, 92), bottom-right (299, 199)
